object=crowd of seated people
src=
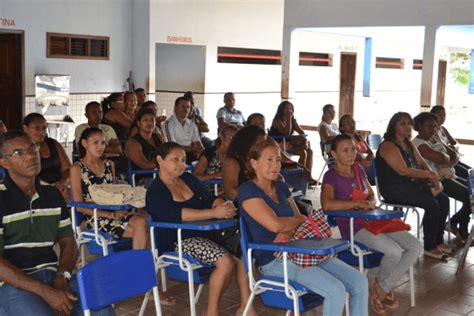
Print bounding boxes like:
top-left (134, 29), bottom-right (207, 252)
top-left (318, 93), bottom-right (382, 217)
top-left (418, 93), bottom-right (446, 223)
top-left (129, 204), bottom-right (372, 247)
top-left (1, 94), bottom-right (473, 316)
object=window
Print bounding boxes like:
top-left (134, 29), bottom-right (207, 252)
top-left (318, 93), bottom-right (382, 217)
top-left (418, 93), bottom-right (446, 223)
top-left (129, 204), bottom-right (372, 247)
top-left (47, 33), bottom-right (109, 60)
top-left (375, 57), bottom-right (404, 69)
top-left (217, 47), bottom-right (281, 65)
top-left (413, 59), bottom-right (423, 70)
top-left (299, 52), bottom-right (332, 66)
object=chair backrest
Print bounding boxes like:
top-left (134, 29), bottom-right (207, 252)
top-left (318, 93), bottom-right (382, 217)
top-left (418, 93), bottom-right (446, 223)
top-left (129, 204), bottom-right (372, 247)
top-left (72, 141), bottom-right (80, 163)
top-left (371, 159), bottom-right (384, 201)
top-left (367, 134), bottom-right (382, 151)
top-left (0, 168), bottom-right (5, 182)
top-left (77, 249), bottom-right (157, 311)
top-left (239, 217), bottom-right (252, 273)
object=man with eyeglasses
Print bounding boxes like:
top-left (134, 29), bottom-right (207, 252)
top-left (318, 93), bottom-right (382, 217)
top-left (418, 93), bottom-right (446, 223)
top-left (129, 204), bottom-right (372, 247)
top-left (0, 130), bottom-right (114, 315)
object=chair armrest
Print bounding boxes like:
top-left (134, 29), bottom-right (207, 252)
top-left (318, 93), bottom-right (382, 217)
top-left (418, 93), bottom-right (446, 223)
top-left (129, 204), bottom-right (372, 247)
top-left (69, 201), bottom-right (134, 210)
top-left (149, 219), bottom-right (237, 231)
top-left (281, 167), bottom-right (304, 176)
top-left (324, 208), bottom-right (404, 220)
top-left (202, 178), bottom-right (224, 186)
top-left (249, 238), bottom-right (349, 256)
top-left (130, 169), bottom-right (158, 175)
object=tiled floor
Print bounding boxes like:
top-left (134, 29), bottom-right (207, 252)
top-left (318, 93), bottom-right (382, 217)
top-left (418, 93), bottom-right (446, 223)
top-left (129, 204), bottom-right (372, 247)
top-left (106, 185), bottom-right (474, 316)
top-left (68, 142), bottom-right (474, 315)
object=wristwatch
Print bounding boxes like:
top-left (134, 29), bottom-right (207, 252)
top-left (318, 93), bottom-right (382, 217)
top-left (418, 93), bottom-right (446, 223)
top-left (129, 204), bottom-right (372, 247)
top-left (58, 270), bottom-right (72, 281)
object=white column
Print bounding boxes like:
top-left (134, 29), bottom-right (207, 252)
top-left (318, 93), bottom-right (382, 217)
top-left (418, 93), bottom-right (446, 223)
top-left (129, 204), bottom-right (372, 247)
top-left (420, 25), bottom-right (440, 108)
top-left (281, 26), bottom-right (298, 100)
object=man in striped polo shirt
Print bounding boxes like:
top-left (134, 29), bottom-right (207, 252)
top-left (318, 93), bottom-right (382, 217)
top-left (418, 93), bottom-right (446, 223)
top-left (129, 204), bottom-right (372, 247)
top-left (0, 131), bottom-right (113, 315)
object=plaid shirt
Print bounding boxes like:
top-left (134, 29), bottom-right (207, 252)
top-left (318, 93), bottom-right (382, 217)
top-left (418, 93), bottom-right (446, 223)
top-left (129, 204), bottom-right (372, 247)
top-left (274, 209), bottom-right (335, 268)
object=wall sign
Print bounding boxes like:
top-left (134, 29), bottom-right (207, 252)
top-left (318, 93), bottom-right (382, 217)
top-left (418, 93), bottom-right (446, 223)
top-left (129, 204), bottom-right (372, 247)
top-left (1, 18), bottom-right (16, 27)
top-left (167, 35), bottom-right (192, 43)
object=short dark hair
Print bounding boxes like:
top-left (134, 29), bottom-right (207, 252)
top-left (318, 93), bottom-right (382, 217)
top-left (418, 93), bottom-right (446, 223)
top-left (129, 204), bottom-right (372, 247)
top-left (330, 134), bottom-right (353, 152)
top-left (430, 105), bottom-right (445, 115)
top-left (153, 142), bottom-right (183, 160)
top-left (85, 101), bottom-right (101, 113)
top-left (0, 130), bottom-right (30, 157)
top-left (22, 113), bottom-right (45, 126)
top-left (78, 127), bottom-right (104, 158)
top-left (413, 112), bottom-right (438, 132)
top-left (247, 113), bottom-right (265, 125)
top-left (174, 96), bottom-right (189, 107)
top-left (135, 108), bottom-right (156, 123)
top-left (135, 88), bottom-right (145, 93)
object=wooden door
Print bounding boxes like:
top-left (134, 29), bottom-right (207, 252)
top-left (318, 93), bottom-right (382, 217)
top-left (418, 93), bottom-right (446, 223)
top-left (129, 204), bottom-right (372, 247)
top-left (339, 53), bottom-right (357, 117)
top-left (436, 60), bottom-right (447, 106)
top-left (0, 33), bottom-right (23, 129)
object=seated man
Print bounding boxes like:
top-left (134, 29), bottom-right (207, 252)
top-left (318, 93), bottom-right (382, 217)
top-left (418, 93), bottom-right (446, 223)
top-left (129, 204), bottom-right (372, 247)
top-left (163, 96), bottom-right (204, 164)
top-left (216, 92), bottom-right (245, 133)
top-left (183, 91), bottom-right (213, 149)
top-left (75, 101), bottom-right (122, 155)
top-left (0, 130), bottom-right (114, 315)
top-left (134, 87), bottom-right (147, 109)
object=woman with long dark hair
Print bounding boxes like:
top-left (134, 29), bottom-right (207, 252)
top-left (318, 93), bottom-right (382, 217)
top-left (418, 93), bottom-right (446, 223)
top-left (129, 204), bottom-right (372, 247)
top-left (101, 92), bottom-right (132, 147)
top-left (376, 112), bottom-right (450, 260)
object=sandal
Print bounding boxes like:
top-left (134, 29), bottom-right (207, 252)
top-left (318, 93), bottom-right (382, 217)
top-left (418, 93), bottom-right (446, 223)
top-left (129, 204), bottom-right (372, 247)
top-left (383, 291), bottom-right (399, 311)
top-left (423, 249), bottom-right (447, 260)
top-left (369, 281), bottom-right (387, 315)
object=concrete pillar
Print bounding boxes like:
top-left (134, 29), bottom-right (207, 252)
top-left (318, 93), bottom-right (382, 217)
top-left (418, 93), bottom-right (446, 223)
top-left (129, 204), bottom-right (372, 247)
top-left (420, 25), bottom-right (440, 107)
top-left (363, 37), bottom-right (373, 97)
top-left (281, 26), bottom-right (298, 100)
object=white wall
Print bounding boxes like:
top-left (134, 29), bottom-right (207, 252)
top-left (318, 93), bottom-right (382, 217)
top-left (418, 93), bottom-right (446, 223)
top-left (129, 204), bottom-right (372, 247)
top-left (1, 0), bottom-right (133, 95)
top-left (284, 0), bottom-right (474, 28)
top-left (155, 43), bottom-right (206, 92)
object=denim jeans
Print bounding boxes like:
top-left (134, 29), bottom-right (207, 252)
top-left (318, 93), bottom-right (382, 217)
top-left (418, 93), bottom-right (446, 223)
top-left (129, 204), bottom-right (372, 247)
top-left (0, 269), bottom-right (115, 316)
top-left (355, 229), bottom-right (422, 292)
top-left (261, 257), bottom-right (368, 316)
top-left (442, 177), bottom-right (472, 233)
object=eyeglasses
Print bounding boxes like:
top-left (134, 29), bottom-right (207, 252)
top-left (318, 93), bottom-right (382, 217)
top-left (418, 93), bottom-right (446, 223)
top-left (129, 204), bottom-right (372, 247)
top-left (2, 144), bottom-right (40, 159)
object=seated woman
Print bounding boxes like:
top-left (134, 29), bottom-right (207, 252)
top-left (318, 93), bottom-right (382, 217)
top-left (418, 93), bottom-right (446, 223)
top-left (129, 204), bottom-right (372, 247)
top-left (319, 103), bottom-right (339, 154)
top-left (146, 142), bottom-right (256, 316)
top-left (339, 114), bottom-right (374, 171)
top-left (125, 108), bottom-right (164, 186)
top-left (269, 101), bottom-right (316, 185)
top-left (239, 138), bottom-right (368, 316)
top-left (124, 91), bottom-right (138, 119)
top-left (246, 112), bottom-right (266, 130)
top-left (430, 105), bottom-right (471, 179)
top-left (22, 113), bottom-right (71, 200)
top-left (193, 125), bottom-right (238, 181)
top-left (321, 134), bottom-right (422, 315)
top-left (376, 112), bottom-right (450, 260)
top-left (412, 112), bottom-right (471, 242)
top-left (101, 92), bottom-right (132, 148)
top-left (70, 127), bottom-right (149, 248)
top-left (223, 125), bottom-right (267, 201)
top-left (129, 100), bottom-right (166, 137)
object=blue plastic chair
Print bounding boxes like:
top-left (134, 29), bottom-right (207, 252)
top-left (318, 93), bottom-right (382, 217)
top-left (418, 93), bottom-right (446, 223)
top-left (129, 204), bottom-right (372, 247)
top-left (367, 134), bottom-right (382, 151)
top-left (456, 168), bottom-right (474, 274)
top-left (70, 200), bottom-right (133, 266)
top-left (149, 219), bottom-right (237, 316)
top-left (239, 217), bottom-right (350, 315)
top-left (127, 160), bottom-right (158, 187)
top-left (201, 177), bottom-right (224, 195)
top-left (77, 249), bottom-right (162, 316)
top-left (372, 159), bottom-right (421, 239)
top-left (0, 168), bottom-right (5, 182)
top-left (325, 209), bottom-right (416, 307)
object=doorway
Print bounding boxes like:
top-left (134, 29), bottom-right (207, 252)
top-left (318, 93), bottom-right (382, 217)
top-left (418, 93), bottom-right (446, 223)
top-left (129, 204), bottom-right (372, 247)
top-left (0, 32), bottom-right (23, 129)
top-left (339, 53), bottom-right (357, 117)
top-left (436, 59), bottom-right (447, 106)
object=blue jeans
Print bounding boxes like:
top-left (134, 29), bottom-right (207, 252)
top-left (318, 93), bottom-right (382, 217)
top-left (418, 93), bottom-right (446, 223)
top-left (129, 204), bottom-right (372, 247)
top-left (0, 269), bottom-right (115, 316)
top-left (261, 257), bottom-right (368, 316)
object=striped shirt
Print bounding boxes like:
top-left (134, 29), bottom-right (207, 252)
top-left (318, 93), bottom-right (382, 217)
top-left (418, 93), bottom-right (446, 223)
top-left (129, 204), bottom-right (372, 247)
top-left (0, 175), bottom-right (73, 274)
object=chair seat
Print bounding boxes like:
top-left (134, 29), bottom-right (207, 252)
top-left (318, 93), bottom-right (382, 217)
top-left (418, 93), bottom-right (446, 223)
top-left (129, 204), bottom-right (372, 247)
top-left (161, 251), bottom-right (214, 284)
top-left (337, 242), bottom-right (384, 269)
top-left (257, 275), bottom-right (324, 312)
top-left (81, 229), bottom-right (133, 255)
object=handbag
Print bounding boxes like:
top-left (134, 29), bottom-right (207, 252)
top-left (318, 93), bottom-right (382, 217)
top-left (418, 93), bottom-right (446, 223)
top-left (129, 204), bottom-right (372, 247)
top-left (351, 164), bottom-right (411, 236)
top-left (273, 208), bottom-right (335, 268)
